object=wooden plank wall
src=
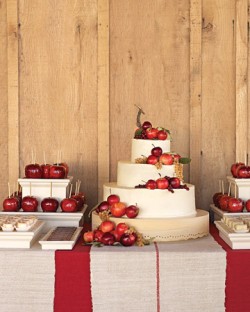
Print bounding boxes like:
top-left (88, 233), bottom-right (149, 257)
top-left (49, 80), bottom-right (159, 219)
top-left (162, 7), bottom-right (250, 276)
top-left (0, 0), bottom-right (250, 212)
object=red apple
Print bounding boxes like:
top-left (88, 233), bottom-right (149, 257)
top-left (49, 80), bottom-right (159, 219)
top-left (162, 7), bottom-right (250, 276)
top-left (83, 231), bottom-right (94, 243)
top-left (237, 166), bottom-right (250, 179)
top-left (94, 229), bottom-right (104, 242)
top-left (60, 198), bottom-right (78, 212)
top-left (41, 164), bottom-right (51, 179)
top-left (159, 153), bottom-right (173, 165)
top-left (146, 179), bottom-right (157, 190)
top-left (151, 146), bottom-right (163, 157)
top-left (147, 155), bottom-right (158, 165)
top-left (95, 201), bottom-right (109, 213)
top-left (71, 194), bottom-right (84, 211)
top-left (99, 220), bottom-right (115, 233)
top-left (157, 130), bottom-right (168, 140)
top-left (110, 202), bottom-right (126, 218)
top-left (173, 154), bottom-right (181, 162)
top-left (107, 194), bottom-right (120, 206)
top-left (120, 232), bottom-right (137, 246)
top-left (22, 196), bottom-right (38, 212)
top-left (49, 165), bottom-right (66, 179)
top-left (146, 128), bottom-right (159, 139)
top-left (231, 162), bottom-right (245, 178)
top-left (111, 230), bottom-right (122, 242)
top-left (101, 232), bottom-right (115, 245)
top-left (116, 223), bottom-right (129, 236)
top-left (25, 164), bottom-right (42, 179)
top-left (3, 197), bottom-right (19, 212)
top-left (213, 192), bottom-right (223, 207)
top-left (169, 177), bottom-right (181, 189)
top-left (218, 195), bottom-right (231, 211)
top-left (58, 162), bottom-right (69, 177)
top-left (245, 200), bottom-right (250, 212)
top-left (227, 198), bottom-right (244, 213)
top-left (41, 197), bottom-right (59, 212)
top-left (142, 121), bottom-right (152, 130)
top-left (125, 205), bottom-right (139, 218)
top-left (156, 177), bottom-right (169, 189)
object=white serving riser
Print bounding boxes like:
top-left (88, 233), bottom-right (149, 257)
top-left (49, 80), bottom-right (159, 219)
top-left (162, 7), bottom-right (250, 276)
top-left (0, 220), bottom-right (44, 248)
top-left (117, 161), bottom-right (175, 188)
top-left (18, 177), bottom-right (73, 212)
top-left (215, 220), bottom-right (250, 249)
top-left (227, 176), bottom-right (250, 201)
top-left (210, 204), bottom-right (250, 221)
top-left (0, 205), bottom-right (87, 233)
top-left (39, 227), bottom-right (82, 250)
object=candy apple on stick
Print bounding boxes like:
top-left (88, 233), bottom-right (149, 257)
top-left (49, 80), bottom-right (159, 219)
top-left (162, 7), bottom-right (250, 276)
top-left (41, 182), bottom-right (59, 212)
top-left (41, 151), bottom-right (51, 179)
top-left (71, 180), bottom-right (84, 211)
top-left (227, 184), bottom-right (244, 213)
top-left (219, 183), bottom-right (232, 211)
top-left (22, 183), bottom-right (38, 212)
top-left (60, 184), bottom-right (78, 212)
top-left (25, 150), bottom-right (42, 178)
top-left (2, 182), bottom-right (19, 212)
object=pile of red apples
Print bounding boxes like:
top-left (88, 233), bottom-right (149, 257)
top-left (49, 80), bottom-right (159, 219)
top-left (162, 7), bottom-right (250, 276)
top-left (25, 162), bottom-right (69, 179)
top-left (135, 176), bottom-right (189, 192)
top-left (95, 194), bottom-right (139, 219)
top-left (84, 221), bottom-right (138, 247)
top-left (213, 191), bottom-right (245, 213)
top-left (146, 146), bottom-right (180, 166)
top-left (134, 121), bottom-right (170, 140)
top-left (231, 162), bottom-right (250, 179)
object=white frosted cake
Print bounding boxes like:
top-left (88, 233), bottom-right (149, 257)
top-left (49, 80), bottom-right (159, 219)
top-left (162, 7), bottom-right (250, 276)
top-left (92, 125), bottom-right (209, 241)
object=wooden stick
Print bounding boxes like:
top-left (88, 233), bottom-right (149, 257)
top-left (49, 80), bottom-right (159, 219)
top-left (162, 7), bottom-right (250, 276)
top-left (8, 182), bottom-right (10, 198)
top-left (69, 184), bottom-right (73, 198)
top-left (219, 179), bottom-right (221, 192)
top-left (245, 151), bottom-right (247, 165)
top-left (43, 151), bottom-right (46, 165)
top-left (31, 149), bottom-right (34, 164)
top-left (222, 180), bottom-right (224, 195)
top-left (228, 182), bottom-right (231, 196)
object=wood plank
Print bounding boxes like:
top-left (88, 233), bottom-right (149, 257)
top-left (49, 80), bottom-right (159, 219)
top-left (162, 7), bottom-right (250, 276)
top-left (97, 0), bottom-right (109, 201)
top-left (190, 0), bottom-right (202, 204)
top-left (235, 0), bottom-right (248, 162)
top-left (19, 0), bottom-right (98, 210)
top-left (0, 0), bottom-right (9, 203)
top-left (110, 0), bottom-right (190, 182)
top-left (202, 0), bottom-right (235, 210)
top-left (7, 0), bottom-right (19, 185)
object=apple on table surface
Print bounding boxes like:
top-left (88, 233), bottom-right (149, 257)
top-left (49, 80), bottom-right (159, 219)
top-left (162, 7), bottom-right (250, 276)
top-left (49, 165), bottom-right (66, 179)
top-left (218, 194), bottom-right (231, 211)
top-left (3, 196), bottom-right (19, 212)
top-left (41, 164), bottom-right (51, 179)
top-left (236, 165), bottom-right (250, 179)
top-left (231, 162), bottom-right (245, 178)
top-left (99, 220), bottom-right (115, 233)
top-left (120, 232), bottom-right (137, 246)
top-left (227, 197), bottom-right (244, 213)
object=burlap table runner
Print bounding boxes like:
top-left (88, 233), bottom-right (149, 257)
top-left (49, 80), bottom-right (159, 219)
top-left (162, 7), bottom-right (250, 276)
top-left (0, 244), bottom-right (55, 312)
top-left (90, 235), bottom-right (226, 312)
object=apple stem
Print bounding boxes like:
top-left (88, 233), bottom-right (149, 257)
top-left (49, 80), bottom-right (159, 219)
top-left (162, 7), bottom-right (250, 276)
top-left (152, 144), bottom-right (155, 148)
top-left (8, 182), bottom-right (10, 198)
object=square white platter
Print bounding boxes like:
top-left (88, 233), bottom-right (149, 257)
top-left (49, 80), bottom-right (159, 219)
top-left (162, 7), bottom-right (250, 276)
top-left (215, 220), bottom-right (250, 249)
top-left (39, 226), bottom-right (82, 250)
top-left (0, 220), bottom-right (45, 249)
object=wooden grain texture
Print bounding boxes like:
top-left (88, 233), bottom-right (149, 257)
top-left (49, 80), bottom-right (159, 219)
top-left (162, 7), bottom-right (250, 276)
top-left (110, 0), bottom-right (190, 182)
top-left (19, 0), bottom-right (98, 209)
top-left (7, 0), bottom-right (19, 187)
top-left (97, 0), bottom-right (109, 201)
top-left (190, 0), bottom-right (202, 204)
top-left (0, 0), bottom-right (8, 204)
top-left (235, 0), bottom-right (248, 162)
top-left (202, 0), bottom-right (236, 209)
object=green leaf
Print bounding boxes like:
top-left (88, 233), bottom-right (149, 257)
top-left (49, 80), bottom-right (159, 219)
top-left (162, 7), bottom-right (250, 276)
top-left (179, 157), bottom-right (191, 164)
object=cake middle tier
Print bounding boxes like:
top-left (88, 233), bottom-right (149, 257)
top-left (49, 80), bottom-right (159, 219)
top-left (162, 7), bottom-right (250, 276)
top-left (117, 161), bottom-right (175, 187)
top-left (103, 182), bottom-right (196, 218)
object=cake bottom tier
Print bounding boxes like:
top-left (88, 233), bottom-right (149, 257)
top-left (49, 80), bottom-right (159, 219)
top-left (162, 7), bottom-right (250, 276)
top-left (92, 209), bottom-right (209, 242)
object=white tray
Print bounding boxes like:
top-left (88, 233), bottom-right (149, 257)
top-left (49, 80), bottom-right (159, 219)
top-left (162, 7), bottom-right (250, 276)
top-left (215, 220), bottom-right (250, 249)
top-left (227, 176), bottom-right (250, 201)
top-left (0, 220), bottom-right (45, 249)
top-left (210, 204), bottom-right (250, 220)
top-left (0, 205), bottom-right (87, 233)
top-left (39, 227), bottom-right (82, 250)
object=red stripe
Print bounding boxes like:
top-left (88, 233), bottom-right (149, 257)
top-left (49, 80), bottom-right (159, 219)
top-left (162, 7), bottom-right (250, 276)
top-left (154, 242), bottom-right (160, 312)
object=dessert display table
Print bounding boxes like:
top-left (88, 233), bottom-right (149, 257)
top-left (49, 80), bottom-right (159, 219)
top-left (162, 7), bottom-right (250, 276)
top-left (1, 225), bottom-right (250, 311)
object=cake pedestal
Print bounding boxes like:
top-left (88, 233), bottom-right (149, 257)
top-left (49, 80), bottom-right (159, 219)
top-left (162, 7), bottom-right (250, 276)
top-left (92, 209), bottom-right (209, 242)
